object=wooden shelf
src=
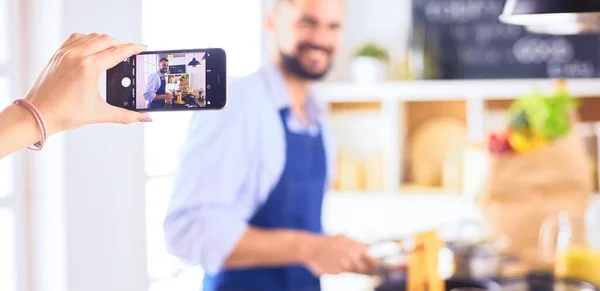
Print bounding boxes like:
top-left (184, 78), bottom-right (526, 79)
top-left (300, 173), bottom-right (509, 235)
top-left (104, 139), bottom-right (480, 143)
top-left (327, 190), bottom-right (600, 198)
top-left (315, 79), bottom-right (600, 102)
top-left (327, 189), bottom-right (462, 198)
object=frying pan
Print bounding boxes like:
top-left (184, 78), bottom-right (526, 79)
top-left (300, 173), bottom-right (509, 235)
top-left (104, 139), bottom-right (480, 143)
top-left (374, 278), bottom-right (502, 291)
top-left (373, 273), bottom-right (600, 291)
top-left (499, 272), bottom-right (599, 291)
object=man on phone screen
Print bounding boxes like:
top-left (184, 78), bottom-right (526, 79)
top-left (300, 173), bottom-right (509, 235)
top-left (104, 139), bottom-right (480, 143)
top-left (143, 57), bottom-right (173, 109)
top-left (164, 0), bottom-right (379, 290)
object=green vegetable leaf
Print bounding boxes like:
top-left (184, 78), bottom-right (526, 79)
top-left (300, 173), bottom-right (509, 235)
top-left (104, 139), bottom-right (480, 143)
top-left (508, 110), bottom-right (529, 132)
top-left (507, 87), bottom-right (579, 141)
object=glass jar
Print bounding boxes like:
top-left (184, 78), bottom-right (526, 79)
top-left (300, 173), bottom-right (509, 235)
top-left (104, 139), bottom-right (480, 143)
top-left (540, 210), bottom-right (600, 287)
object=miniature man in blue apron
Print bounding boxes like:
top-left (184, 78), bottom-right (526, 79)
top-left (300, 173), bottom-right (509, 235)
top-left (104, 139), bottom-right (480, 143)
top-left (164, 0), bottom-right (378, 290)
top-left (143, 57), bottom-right (173, 109)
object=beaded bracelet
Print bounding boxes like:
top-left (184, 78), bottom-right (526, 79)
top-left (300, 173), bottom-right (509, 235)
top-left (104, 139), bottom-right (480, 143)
top-left (13, 99), bottom-right (47, 151)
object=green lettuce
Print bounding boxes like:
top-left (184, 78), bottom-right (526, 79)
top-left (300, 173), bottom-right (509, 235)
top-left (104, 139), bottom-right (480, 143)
top-left (508, 88), bottom-right (579, 141)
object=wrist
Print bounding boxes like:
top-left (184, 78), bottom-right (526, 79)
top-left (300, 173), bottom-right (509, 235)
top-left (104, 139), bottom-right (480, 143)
top-left (7, 103), bottom-right (36, 129)
top-left (27, 97), bottom-right (61, 137)
top-left (290, 231), bottom-right (319, 265)
top-left (0, 104), bottom-right (43, 154)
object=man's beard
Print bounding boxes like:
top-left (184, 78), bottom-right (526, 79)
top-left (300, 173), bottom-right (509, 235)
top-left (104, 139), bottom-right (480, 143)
top-left (160, 68), bottom-right (168, 74)
top-left (279, 44), bottom-right (333, 80)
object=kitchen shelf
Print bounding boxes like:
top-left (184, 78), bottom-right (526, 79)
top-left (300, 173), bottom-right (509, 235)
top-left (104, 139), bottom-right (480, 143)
top-left (319, 79), bottom-right (600, 195)
top-left (328, 190), bottom-right (600, 197)
top-left (327, 189), bottom-right (460, 197)
top-left (320, 79), bottom-right (600, 249)
top-left (315, 78), bottom-right (600, 103)
top-left (322, 190), bottom-right (484, 244)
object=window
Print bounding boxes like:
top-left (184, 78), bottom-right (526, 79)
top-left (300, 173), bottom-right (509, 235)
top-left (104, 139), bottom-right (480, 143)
top-left (0, 78), bottom-right (13, 201)
top-left (0, 0), bottom-right (8, 65)
top-left (141, 0), bottom-right (263, 290)
top-left (0, 209), bottom-right (15, 291)
top-left (144, 55), bottom-right (157, 77)
top-left (0, 0), bottom-right (18, 290)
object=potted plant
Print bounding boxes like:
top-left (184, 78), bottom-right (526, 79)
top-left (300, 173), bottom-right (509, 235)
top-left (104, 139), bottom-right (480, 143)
top-left (350, 42), bottom-right (390, 83)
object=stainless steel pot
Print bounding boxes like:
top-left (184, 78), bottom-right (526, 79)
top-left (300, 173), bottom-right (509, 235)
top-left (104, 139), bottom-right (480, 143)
top-left (368, 238), bottom-right (513, 283)
top-left (448, 240), bottom-right (516, 280)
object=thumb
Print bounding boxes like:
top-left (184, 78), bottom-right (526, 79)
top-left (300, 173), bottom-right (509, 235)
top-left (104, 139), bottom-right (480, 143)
top-left (102, 104), bottom-right (152, 124)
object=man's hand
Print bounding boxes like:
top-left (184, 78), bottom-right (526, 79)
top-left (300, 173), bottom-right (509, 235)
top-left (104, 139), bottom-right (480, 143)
top-left (301, 235), bottom-right (380, 276)
top-left (157, 93), bottom-right (173, 101)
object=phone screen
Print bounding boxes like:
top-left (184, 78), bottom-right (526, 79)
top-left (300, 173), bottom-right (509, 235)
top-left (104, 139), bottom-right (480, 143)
top-left (106, 48), bottom-right (227, 111)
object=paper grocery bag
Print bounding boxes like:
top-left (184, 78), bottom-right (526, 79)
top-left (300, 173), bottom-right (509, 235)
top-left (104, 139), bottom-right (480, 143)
top-left (480, 119), bottom-right (593, 270)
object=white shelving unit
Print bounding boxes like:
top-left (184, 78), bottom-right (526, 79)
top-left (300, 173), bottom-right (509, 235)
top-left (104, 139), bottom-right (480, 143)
top-left (318, 78), bottom-right (600, 246)
top-left (322, 190), bottom-right (482, 237)
top-left (315, 78), bottom-right (600, 194)
top-left (317, 79), bottom-right (600, 290)
top-left (315, 79), bottom-right (600, 102)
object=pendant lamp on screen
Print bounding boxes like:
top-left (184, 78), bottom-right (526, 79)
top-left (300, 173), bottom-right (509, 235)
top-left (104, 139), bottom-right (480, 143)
top-left (188, 54), bottom-right (201, 67)
top-left (499, 0), bottom-right (600, 34)
top-left (188, 52), bottom-right (208, 67)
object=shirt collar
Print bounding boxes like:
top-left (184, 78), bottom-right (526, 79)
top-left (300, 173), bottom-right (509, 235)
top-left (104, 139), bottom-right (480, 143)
top-left (262, 61), bottom-right (328, 120)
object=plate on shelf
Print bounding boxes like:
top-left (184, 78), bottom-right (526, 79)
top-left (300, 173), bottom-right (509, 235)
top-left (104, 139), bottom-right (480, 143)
top-left (408, 117), bottom-right (467, 189)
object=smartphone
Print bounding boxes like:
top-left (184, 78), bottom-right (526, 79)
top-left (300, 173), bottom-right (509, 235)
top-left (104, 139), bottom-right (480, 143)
top-left (106, 48), bottom-right (226, 111)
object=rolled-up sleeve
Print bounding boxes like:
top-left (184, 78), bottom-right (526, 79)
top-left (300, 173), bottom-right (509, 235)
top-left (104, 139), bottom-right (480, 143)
top-left (163, 98), bottom-right (256, 275)
top-left (144, 73), bottom-right (159, 103)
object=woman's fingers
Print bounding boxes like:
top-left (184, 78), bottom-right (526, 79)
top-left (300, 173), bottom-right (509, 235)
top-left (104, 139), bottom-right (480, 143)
top-left (74, 34), bottom-right (122, 57)
top-left (59, 33), bottom-right (85, 49)
top-left (99, 104), bottom-right (152, 124)
top-left (60, 33), bottom-right (100, 53)
top-left (56, 33), bottom-right (145, 74)
top-left (92, 43), bottom-right (147, 71)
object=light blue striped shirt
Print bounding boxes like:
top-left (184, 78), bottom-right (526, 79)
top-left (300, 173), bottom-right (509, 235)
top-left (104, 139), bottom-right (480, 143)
top-left (163, 62), bottom-right (337, 275)
top-left (144, 71), bottom-right (164, 105)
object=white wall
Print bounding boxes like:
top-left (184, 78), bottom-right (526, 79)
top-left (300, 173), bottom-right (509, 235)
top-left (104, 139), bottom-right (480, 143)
top-left (326, 0), bottom-right (412, 82)
top-left (185, 52), bottom-right (207, 91)
top-left (169, 57), bottom-right (186, 66)
top-left (25, 0), bottom-right (149, 291)
top-left (25, 0), bottom-right (68, 291)
top-left (61, 0), bottom-right (149, 289)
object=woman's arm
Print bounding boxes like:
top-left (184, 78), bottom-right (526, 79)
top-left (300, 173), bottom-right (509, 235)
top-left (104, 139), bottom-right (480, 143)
top-left (0, 33), bottom-right (152, 159)
top-left (0, 104), bottom-right (41, 159)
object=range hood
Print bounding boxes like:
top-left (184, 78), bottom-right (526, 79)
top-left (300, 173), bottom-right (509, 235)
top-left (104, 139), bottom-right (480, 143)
top-left (499, 0), bottom-right (600, 34)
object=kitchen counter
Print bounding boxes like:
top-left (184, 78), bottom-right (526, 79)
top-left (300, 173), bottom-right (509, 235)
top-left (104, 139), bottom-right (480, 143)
top-left (321, 273), bottom-right (379, 291)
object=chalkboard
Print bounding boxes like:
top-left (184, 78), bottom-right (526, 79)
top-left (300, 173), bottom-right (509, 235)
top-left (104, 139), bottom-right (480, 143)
top-left (413, 0), bottom-right (600, 79)
top-left (169, 65), bottom-right (186, 74)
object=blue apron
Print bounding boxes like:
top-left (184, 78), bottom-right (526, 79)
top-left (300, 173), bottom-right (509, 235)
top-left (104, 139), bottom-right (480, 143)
top-left (202, 107), bottom-right (327, 291)
top-left (148, 76), bottom-right (167, 109)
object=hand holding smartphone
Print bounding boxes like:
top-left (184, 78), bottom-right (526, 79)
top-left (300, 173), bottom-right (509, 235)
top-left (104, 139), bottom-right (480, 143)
top-left (106, 48), bottom-right (227, 112)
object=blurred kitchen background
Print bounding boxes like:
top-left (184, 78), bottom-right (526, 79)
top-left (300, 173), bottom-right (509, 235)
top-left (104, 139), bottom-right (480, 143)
top-left (3, 0), bottom-right (600, 291)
